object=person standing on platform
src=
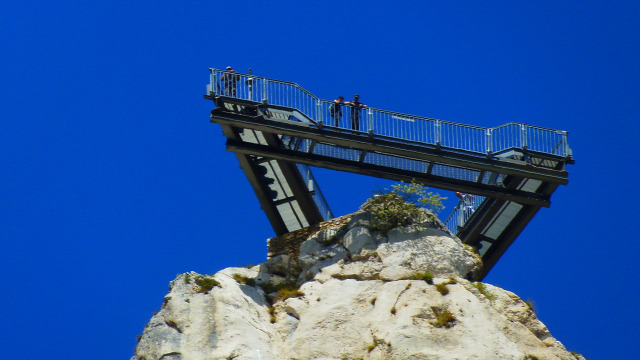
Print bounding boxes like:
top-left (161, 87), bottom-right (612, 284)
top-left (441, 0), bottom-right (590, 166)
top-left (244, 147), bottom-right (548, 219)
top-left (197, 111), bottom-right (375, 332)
top-left (329, 96), bottom-right (344, 127)
top-left (221, 66), bottom-right (240, 97)
top-left (345, 94), bottom-right (367, 130)
top-left (455, 192), bottom-right (476, 223)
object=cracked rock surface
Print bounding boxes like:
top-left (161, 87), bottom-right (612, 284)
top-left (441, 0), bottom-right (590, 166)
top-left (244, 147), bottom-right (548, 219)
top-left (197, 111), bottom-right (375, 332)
top-left (132, 212), bottom-right (584, 360)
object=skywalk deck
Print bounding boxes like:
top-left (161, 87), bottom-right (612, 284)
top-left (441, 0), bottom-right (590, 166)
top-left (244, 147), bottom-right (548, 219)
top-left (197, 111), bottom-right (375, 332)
top-left (204, 68), bottom-right (574, 279)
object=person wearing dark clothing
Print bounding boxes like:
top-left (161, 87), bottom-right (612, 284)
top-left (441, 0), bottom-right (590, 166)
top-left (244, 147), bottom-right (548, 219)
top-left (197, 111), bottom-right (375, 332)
top-left (221, 66), bottom-right (240, 97)
top-left (329, 96), bottom-right (344, 127)
top-left (345, 94), bottom-right (367, 130)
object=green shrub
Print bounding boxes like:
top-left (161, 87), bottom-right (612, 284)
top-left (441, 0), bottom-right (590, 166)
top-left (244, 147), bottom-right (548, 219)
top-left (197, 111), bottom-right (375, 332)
top-left (194, 275), bottom-right (220, 294)
top-left (390, 181), bottom-right (446, 213)
top-left (184, 273), bottom-right (191, 284)
top-left (361, 181), bottom-right (445, 233)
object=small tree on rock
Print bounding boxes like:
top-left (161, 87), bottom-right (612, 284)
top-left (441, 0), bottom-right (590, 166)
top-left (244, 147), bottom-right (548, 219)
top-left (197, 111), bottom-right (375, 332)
top-left (361, 181), bottom-right (446, 233)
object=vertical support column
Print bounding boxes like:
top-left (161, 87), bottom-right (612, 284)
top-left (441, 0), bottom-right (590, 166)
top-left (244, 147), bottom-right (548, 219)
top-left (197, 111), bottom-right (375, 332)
top-left (435, 120), bottom-right (441, 148)
top-left (486, 128), bottom-right (493, 155)
top-left (316, 100), bottom-right (322, 125)
top-left (367, 108), bottom-right (374, 134)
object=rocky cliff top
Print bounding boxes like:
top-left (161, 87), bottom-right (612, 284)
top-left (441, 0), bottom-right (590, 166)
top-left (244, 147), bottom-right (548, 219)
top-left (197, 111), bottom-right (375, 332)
top-left (132, 207), bottom-right (584, 360)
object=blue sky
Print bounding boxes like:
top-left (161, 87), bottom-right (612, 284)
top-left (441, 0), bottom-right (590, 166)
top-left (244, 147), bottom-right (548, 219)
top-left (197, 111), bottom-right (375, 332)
top-left (2, 1), bottom-right (638, 359)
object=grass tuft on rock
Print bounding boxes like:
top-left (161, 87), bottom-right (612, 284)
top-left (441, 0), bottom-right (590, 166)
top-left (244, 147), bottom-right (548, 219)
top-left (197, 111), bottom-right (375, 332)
top-left (409, 271), bottom-right (434, 284)
top-left (431, 308), bottom-right (456, 328)
top-left (274, 286), bottom-right (305, 302)
top-left (472, 282), bottom-right (497, 302)
top-left (435, 283), bottom-right (450, 295)
top-left (367, 339), bottom-right (379, 353)
top-left (232, 273), bottom-right (256, 286)
top-left (194, 275), bottom-right (220, 294)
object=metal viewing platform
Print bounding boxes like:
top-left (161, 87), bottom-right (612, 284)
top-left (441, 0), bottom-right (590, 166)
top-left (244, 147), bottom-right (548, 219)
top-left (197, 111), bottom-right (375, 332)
top-left (204, 68), bottom-right (574, 279)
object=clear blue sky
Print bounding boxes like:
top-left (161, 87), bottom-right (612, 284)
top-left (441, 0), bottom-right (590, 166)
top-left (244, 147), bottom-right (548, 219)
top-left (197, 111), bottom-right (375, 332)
top-left (2, 1), bottom-right (638, 359)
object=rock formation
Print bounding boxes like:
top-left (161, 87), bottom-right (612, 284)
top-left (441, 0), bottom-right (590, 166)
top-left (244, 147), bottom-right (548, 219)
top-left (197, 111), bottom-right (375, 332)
top-left (132, 210), bottom-right (584, 360)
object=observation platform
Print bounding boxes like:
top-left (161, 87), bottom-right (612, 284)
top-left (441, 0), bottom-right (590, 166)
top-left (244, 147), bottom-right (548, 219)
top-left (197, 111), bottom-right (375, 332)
top-left (204, 68), bottom-right (574, 280)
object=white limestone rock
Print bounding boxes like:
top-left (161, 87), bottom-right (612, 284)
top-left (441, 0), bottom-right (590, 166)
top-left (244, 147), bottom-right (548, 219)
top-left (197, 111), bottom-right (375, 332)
top-left (378, 225), bottom-right (482, 279)
top-left (133, 210), bottom-right (584, 360)
top-left (133, 269), bottom-right (280, 360)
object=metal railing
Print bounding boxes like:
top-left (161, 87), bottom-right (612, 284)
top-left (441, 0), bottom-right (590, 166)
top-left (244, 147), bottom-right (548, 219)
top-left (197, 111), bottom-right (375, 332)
top-left (208, 68), bottom-right (572, 158)
top-left (296, 163), bottom-right (334, 221)
top-left (277, 135), bottom-right (333, 222)
top-left (444, 195), bottom-right (486, 233)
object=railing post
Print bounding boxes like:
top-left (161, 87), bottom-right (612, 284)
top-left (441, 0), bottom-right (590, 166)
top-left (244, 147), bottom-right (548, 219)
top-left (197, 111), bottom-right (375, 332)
top-left (316, 100), bottom-right (322, 125)
top-left (521, 124), bottom-right (527, 150)
top-left (486, 128), bottom-right (492, 155)
top-left (435, 120), bottom-right (441, 147)
top-left (562, 131), bottom-right (569, 157)
top-left (209, 68), bottom-right (216, 95)
top-left (367, 108), bottom-right (374, 134)
top-left (262, 78), bottom-right (268, 104)
top-left (246, 78), bottom-right (254, 101)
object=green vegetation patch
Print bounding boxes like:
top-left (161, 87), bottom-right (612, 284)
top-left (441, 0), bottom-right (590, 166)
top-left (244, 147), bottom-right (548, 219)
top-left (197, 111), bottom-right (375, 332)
top-left (408, 271), bottom-right (434, 284)
top-left (435, 283), bottom-right (450, 296)
top-left (194, 275), bottom-right (220, 294)
top-left (525, 299), bottom-right (537, 314)
top-left (268, 306), bottom-right (276, 323)
top-left (232, 273), bottom-right (256, 286)
top-left (472, 282), bottom-right (497, 302)
top-left (273, 285), bottom-right (305, 302)
top-left (361, 181), bottom-right (445, 233)
top-left (367, 339), bottom-right (379, 353)
top-left (431, 308), bottom-right (456, 328)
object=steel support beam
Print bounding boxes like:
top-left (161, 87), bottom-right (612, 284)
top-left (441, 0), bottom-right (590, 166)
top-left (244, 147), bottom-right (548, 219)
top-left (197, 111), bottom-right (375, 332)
top-left (211, 109), bottom-right (570, 186)
top-left (226, 139), bottom-right (551, 207)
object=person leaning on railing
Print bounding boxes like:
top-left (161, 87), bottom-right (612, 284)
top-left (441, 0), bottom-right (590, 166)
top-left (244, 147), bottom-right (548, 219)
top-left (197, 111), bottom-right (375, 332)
top-left (329, 96), bottom-right (344, 127)
top-left (221, 66), bottom-right (240, 97)
top-left (345, 94), bottom-right (367, 130)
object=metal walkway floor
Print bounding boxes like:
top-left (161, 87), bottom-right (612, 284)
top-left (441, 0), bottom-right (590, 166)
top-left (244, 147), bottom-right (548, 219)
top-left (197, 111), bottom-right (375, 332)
top-left (204, 68), bottom-right (574, 280)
